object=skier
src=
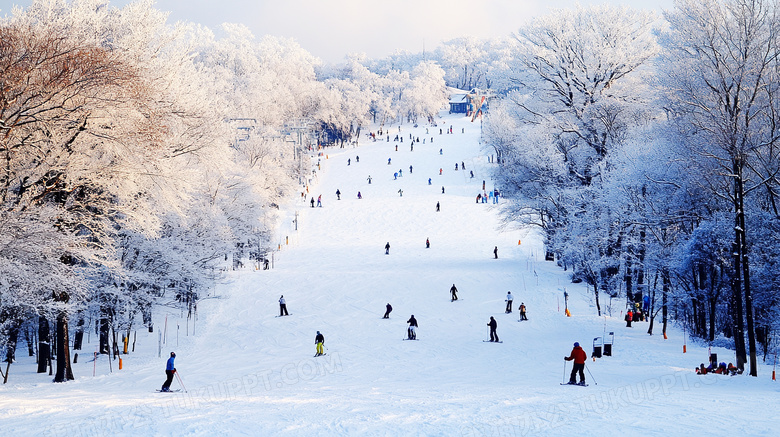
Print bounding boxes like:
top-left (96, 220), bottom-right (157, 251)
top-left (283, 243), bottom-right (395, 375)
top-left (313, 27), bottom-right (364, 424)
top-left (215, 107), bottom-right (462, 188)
top-left (462, 161), bottom-right (465, 170)
top-left (493, 188), bottom-right (499, 204)
top-left (519, 303), bottom-right (528, 321)
top-left (625, 309), bottom-right (633, 327)
top-left (367, 175), bottom-right (372, 184)
top-left (442, 186), bottom-right (445, 194)
top-left (336, 189), bottom-right (341, 200)
top-left (383, 303), bottom-right (393, 319)
top-left (439, 168), bottom-right (443, 175)
top-left (439, 148), bottom-right (442, 155)
top-left (409, 165), bottom-right (413, 174)
top-left (310, 197), bottom-right (315, 208)
top-left (385, 242), bottom-right (390, 255)
top-left (436, 201), bottom-right (440, 212)
top-left (426, 238), bottom-right (430, 248)
top-left (505, 292), bottom-right (514, 313)
top-left (398, 169), bottom-right (402, 177)
top-left (450, 284), bottom-right (458, 301)
top-left (564, 342), bottom-right (587, 385)
top-left (315, 331), bottom-right (325, 356)
top-left (470, 170), bottom-right (474, 178)
top-left (394, 172), bottom-right (398, 180)
top-left (388, 158), bottom-right (392, 165)
top-left (494, 246), bottom-right (498, 259)
top-left (357, 191), bottom-right (362, 199)
top-left (279, 295), bottom-right (289, 316)
top-left (455, 163), bottom-right (458, 171)
top-left (356, 156), bottom-right (359, 163)
top-left (428, 178), bottom-right (432, 185)
top-left (398, 189), bottom-right (403, 197)
top-left (160, 352), bottom-right (176, 392)
top-left (476, 194), bottom-right (481, 204)
top-left (487, 317), bottom-right (499, 342)
top-left (407, 315), bottom-right (418, 340)
top-left (317, 195), bottom-right (322, 207)
top-left (348, 158), bottom-right (351, 166)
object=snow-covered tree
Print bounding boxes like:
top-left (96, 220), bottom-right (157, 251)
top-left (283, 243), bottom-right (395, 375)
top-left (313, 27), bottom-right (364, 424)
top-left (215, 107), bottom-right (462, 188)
top-left (659, 0), bottom-right (780, 375)
top-left (487, 4), bottom-right (659, 304)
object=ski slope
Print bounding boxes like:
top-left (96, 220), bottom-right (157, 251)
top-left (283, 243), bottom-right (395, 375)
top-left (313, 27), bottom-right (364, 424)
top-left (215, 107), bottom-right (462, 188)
top-left (1, 112), bottom-right (777, 437)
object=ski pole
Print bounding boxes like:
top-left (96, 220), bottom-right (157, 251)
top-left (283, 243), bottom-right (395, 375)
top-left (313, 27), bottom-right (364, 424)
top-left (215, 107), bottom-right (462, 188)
top-left (175, 371), bottom-right (188, 393)
top-left (584, 364), bottom-right (598, 385)
top-left (562, 359), bottom-right (567, 384)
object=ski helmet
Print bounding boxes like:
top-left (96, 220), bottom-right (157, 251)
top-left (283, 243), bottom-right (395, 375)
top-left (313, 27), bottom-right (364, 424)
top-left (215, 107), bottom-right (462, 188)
top-left (573, 342), bottom-right (579, 347)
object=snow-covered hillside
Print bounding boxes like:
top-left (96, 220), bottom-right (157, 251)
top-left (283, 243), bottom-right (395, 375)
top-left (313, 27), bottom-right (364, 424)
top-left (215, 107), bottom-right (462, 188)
top-left (0, 112), bottom-right (776, 437)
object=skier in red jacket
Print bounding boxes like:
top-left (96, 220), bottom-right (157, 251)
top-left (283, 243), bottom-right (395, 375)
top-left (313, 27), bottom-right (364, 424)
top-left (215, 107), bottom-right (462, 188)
top-left (564, 342), bottom-right (587, 385)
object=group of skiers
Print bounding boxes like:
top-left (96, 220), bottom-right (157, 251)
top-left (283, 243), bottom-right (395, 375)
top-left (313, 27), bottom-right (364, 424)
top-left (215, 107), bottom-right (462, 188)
top-left (476, 188), bottom-right (500, 204)
top-left (504, 292), bottom-right (528, 320)
top-left (624, 306), bottom-right (646, 327)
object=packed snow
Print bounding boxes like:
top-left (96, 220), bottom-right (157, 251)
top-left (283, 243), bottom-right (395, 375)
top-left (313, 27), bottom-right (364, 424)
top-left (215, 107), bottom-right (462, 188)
top-left (0, 112), bottom-right (777, 437)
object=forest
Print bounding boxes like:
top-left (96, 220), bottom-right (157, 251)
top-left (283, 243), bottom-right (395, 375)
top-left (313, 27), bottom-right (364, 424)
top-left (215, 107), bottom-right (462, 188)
top-left (0, 0), bottom-right (777, 382)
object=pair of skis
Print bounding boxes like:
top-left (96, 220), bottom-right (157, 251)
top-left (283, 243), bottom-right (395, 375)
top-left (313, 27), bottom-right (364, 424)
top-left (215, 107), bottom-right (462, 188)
top-left (560, 382), bottom-right (589, 387)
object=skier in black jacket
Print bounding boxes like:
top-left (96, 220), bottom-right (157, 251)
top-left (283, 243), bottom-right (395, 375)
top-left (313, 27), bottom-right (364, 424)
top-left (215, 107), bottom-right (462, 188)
top-left (487, 317), bottom-right (499, 342)
top-left (383, 303), bottom-right (393, 319)
top-left (407, 315), bottom-right (418, 340)
top-left (450, 284), bottom-right (458, 301)
top-left (315, 331), bottom-right (325, 356)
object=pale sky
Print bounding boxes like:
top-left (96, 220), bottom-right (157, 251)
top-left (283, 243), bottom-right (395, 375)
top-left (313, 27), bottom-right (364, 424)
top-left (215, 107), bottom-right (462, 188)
top-left (2, 0), bottom-right (675, 63)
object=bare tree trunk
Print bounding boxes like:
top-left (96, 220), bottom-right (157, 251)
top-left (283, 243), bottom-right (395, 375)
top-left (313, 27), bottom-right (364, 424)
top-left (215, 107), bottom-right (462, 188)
top-left (73, 313), bottom-right (84, 351)
top-left (594, 283), bottom-right (602, 316)
top-left (54, 292), bottom-right (74, 382)
top-left (625, 254), bottom-right (634, 304)
top-left (736, 163), bottom-right (758, 376)
top-left (648, 270), bottom-right (658, 335)
top-left (99, 313), bottom-right (111, 355)
top-left (37, 316), bottom-right (50, 374)
top-left (3, 319), bottom-right (20, 383)
top-left (25, 327), bottom-right (34, 357)
top-left (662, 267), bottom-right (669, 338)
top-left (731, 159), bottom-right (748, 371)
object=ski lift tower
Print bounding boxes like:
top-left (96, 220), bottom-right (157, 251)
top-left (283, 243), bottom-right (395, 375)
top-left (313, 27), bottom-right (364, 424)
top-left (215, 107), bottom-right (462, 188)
top-left (226, 118), bottom-right (258, 149)
top-left (283, 118), bottom-right (313, 184)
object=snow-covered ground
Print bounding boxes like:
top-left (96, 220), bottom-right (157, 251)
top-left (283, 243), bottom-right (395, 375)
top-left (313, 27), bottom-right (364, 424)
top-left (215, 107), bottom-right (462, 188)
top-left (1, 112), bottom-right (777, 436)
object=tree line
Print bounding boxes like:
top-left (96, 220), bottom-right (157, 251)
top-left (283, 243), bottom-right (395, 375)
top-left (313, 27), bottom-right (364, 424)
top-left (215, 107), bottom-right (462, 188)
top-left (483, 0), bottom-right (780, 376)
top-left (0, 0), bottom-right (448, 383)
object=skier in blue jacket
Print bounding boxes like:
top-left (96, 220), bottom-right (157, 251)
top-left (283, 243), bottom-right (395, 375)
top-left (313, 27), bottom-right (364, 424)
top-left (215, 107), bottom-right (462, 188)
top-left (161, 352), bottom-right (176, 392)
